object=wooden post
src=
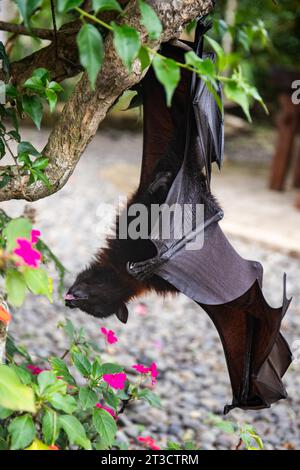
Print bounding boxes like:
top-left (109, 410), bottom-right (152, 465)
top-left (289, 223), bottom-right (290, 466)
top-left (269, 94), bottom-right (299, 191)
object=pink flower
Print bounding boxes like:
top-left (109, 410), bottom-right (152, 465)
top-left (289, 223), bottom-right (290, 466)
top-left (31, 229), bottom-right (41, 244)
top-left (103, 372), bottom-right (127, 390)
top-left (14, 238), bottom-right (42, 268)
top-left (137, 436), bottom-right (160, 450)
top-left (134, 302), bottom-right (148, 315)
top-left (27, 365), bottom-right (46, 375)
top-left (95, 403), bottom-right (117, 418)
top-left (132, 364), bottom-right (150, 374)
top-left (101, 327), bottom-right (118, 344)
top-left (150, 362), bottom-right (158, 385)
top-left (132, 362), bottom-right (158, 385)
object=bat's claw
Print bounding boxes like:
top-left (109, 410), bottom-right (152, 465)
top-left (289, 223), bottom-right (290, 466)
top-left (148, 171), bottom-right (173, 195)
top-left (126, 258), bottom-right (162, 281)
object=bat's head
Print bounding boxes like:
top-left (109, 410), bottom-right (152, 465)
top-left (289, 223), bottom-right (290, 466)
top-left (65, 264), bottom-right (129, 323)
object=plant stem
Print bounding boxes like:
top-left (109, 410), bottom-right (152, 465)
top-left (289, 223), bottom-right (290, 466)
top-left (75, 7), bottom-right (113, 31)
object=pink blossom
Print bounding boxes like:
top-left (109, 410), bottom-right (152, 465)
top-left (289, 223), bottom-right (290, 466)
top-left (132, 362), bottom-right (158, 385)
top-left (137, 436), bottom-right (160, 450)
top-left (27, 365), bottom-right (46, 375)
top-left (101, 327), bottom-right (118, 344)
top-left (14, 238), bottom-right (42, 268)
top-left (150, 362), bottom-right (158, 385)
top-left (95, 403), bottom-right (117, 418)
top-left (31, 229), bottom-right (41, 244)
top-left (133, 302), bottom-right (148, 315)
top-left (132, 364), bottom-right (150, 374)
top-left (103, 372), bottom-right (127, 390)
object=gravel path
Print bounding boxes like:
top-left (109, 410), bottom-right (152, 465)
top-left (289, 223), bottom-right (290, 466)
top-left (2, 127), bottom-right (300, 450)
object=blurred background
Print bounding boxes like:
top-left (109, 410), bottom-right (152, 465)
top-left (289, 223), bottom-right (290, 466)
top-left (1, 0), bottom-right (300, 450)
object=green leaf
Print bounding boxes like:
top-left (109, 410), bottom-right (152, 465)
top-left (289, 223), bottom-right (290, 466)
top-left (103, 389), bottom-right (119, 410)
top-left (31, 68), bottom-right (50, 82)
top-left (0, 41), bottom-right (10, 76)
top-left (31, 156), bottom-right (49, 170)
top-left (45, 89), bottom-right (57, 113)
top-left (91, 358), bottom-right (103, 379)
top-left (152, 55), bottom-right (180, 106)
top-left (79, 387), bottom-right (98, 410)
top-left (77, 24), bottom-right (104, 89)
top-left (72, 352), bottom-right (91, 377)
top-left (0, 138), bottom-right (5, 159)
top-left (48, 393), bottom-right (77, 414)
top-left (18, 141), bottom-right (41, 157)
top-left (0, 406), bottom-right (13, 420)
top-left (59, 415), bottom-right (91, 450)
top-left (185, 51), bottom-right (216, 82)
top-left (23, 76), bottom-right (45, 94)
top-left (112, 23), bottom-right (141, 72)
top-left (42, 409), bottom-right (59, 445)
top-left (167, 440), bottom-right (182, 450)
top-left (30, 168), bottom-right (52, 189)
top-left (37, 371), bottom-right (67, 397)
top-left (5, 84), bottom-right (17, 98)
top-left (92, 0), bottom-right (122, 12)
top-left (8, 414), bottom-right (35, 450)
top-left (3, 217), bottom-right (32, 251)
top-left (0, 437), bottom-right (8, 450)
top-left (11, 364), bottom-right (32, 385)
top-left (0, 174), bottom-right (11, 189)
top-left (15, 0), bottom-right (42, 28)
top-left (204, 35), bottom-right (226, 71)
top-left (101, 363), bottom-right (124, 375)
top-left (37, 370), bottom-right (56, 395)
top-left (138, 388), bottom-right (161, 408)
top-left (138, 45), bottom-right (151, 71)
top-left (48, 81), bottom-right (63, 93)
top-left (5, 269), bottom-right (27, 307)
top-left (22, 95), bottom-right (43, 129)
top-left (7, 130), bottom-right (21, 142)
top-left (49, 357), bottom-right (76, 385)
top-left (93, 408), bottom-right (117, 448)
top-left (58, 0), bottom-right (83, 13)
top-left (139, 0), bottom-right (162, 40)
top-left (23, 267), bottom-right (52, 302)
top-left (224, 79), bottom-right (251, 122)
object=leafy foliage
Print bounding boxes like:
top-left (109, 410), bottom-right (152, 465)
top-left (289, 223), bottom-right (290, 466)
top-left (0, 212), bottom-right (65, 305)
top-left (77, 24), bottom-right (105, 89)
top-left (0, 319), bottom-right (162, 450)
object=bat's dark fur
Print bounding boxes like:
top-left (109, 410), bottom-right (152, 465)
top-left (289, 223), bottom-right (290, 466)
top-left (65, 151), bottom-right (220, 323)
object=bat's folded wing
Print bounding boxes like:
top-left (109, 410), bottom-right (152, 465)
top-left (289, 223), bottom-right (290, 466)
top-left (128, 218), bottom-right (292, 413)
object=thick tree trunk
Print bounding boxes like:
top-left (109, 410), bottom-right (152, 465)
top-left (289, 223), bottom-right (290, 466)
top-left (0, 0), bottom-right (214, 202)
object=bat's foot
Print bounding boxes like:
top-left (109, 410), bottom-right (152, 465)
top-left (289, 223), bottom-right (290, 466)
top-left (147, 171), bottom-right (173, 195)
top-left (126, 257), bottom-right (163, 281)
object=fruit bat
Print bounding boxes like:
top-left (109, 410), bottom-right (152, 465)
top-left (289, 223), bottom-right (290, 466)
top-left (66, 20), bottom-right (292, 414)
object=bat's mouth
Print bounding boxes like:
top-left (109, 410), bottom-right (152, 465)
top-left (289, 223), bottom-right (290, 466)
top-left (65, 292), bottom-right (88, 308)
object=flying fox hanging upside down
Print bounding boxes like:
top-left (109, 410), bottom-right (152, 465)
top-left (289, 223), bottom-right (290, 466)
top-left (65, 24), bottom-right (292, 414)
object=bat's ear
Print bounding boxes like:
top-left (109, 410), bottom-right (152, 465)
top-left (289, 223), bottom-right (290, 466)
top-left (116, 303), bottom-right (129, 324)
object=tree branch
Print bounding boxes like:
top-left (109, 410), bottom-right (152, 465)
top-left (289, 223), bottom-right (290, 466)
top-left (0, 21), bottom-right (54, 40)
top-left (0, 0), bottom-right (214, 202)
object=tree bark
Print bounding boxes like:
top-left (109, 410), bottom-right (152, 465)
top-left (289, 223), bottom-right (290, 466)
top-left (0, 0), bottom-right (214, 202)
